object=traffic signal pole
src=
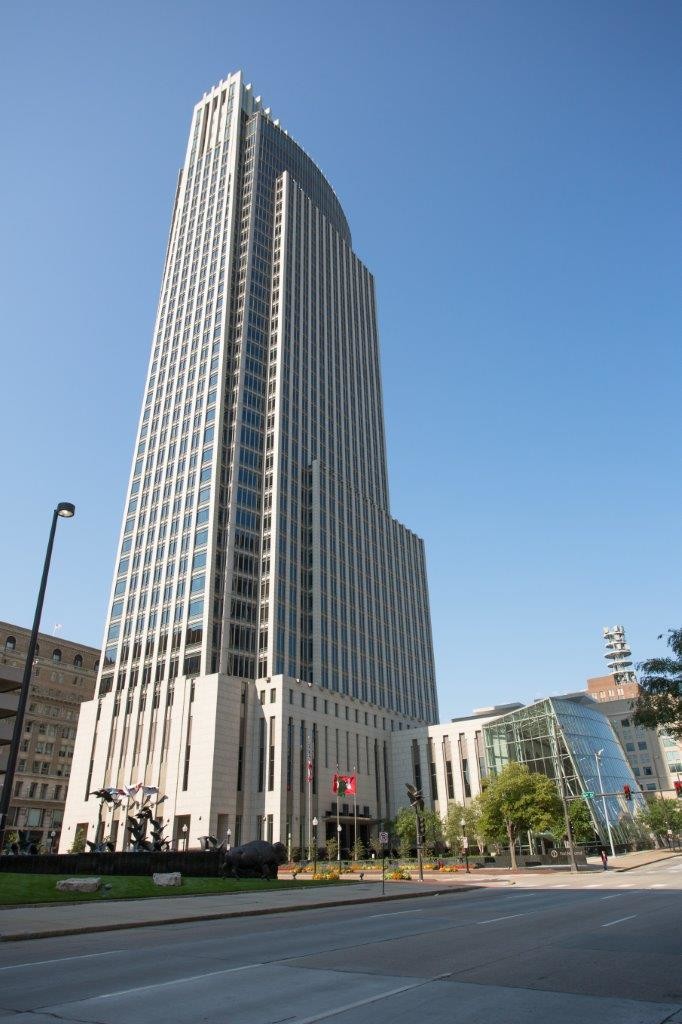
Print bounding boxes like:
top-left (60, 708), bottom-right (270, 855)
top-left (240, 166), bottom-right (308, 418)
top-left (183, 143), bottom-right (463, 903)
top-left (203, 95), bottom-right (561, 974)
top-left (406, 783), bottom-right (424, 881)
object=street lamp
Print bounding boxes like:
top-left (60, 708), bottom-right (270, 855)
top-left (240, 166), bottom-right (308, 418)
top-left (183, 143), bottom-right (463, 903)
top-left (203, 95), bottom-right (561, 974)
top-left (0, 502), bottom-right (75, 852)
top-left (337, 823), bottom-right (342, 862)
top-left (312, 816), bottom-right (318, 874)
top-left (226, 827), bottom-right (232, 851)
top-left (594, 749), bottom-right (616, 859)
top-left (50, 829), bottom-right (57, 854)
top-left (182, 824), bottom-right (188, 851)
top-left (460, 817), bottom-right (470, 874)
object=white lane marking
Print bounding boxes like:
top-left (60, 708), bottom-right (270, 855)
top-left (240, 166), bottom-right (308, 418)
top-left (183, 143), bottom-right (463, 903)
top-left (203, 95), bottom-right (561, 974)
top-left (477, 913), bottom-right (527, 925)
top-left (92, 962), bottom-right (264, 1000)
top-left (0, 949), bottom-right (124, 972)
top-left (367, 910), bottom-right (423, 919)
top-left (601, 915), bottom-right (637, 928)
top-left (295, 972), bottom-right (453, 1024)
top-left (600, 894), bottom-right (625, 900)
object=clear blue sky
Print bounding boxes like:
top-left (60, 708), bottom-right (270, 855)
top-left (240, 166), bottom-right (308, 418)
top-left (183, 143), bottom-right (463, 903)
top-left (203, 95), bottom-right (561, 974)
top-left (1, 0), bottom-right (680, 719)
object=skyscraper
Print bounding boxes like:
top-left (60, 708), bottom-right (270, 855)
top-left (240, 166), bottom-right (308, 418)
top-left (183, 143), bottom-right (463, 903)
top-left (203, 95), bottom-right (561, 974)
top-left (62, 72), bottom-right (437, 854)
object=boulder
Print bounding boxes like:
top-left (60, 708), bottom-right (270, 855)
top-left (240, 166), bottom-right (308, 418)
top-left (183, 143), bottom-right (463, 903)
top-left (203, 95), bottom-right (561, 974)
top-left (152, 871), bottom-right (182, 887)
top-left (56, 877), bottom-right (101, 893)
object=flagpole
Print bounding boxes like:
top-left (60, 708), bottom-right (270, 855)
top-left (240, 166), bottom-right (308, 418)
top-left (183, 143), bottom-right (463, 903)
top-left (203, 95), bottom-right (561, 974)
top-left (336, 764), bottom-right (341, 862)
top-left (307, 732), bottom-right (313, 861)
top-left (353, 764), bottom-right (357, 861)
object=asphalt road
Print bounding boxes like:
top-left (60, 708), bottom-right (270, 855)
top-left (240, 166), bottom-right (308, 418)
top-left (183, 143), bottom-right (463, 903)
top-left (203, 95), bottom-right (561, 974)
top-left (1, 858), bottom-right (681, 1024)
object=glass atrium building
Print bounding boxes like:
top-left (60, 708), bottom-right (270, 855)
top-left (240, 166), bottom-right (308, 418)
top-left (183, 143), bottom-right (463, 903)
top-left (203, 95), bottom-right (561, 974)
top-left (483, 695), bottom-right (647, 847)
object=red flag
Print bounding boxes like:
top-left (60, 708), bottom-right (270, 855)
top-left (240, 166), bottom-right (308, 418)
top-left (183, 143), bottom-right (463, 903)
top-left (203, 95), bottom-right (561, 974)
top-left (332, 773), bottom-right (356, 796)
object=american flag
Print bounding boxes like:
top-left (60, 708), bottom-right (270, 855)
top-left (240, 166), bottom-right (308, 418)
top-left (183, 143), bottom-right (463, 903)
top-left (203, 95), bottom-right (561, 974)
top-left (306, 742), bottom-right (314, 783)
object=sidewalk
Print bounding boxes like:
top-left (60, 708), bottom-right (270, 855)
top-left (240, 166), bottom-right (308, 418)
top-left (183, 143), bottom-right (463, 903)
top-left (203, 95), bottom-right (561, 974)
top-left (588, 849), bottom-right (681, 872)
top-left (0, 879), bottom-right (464, 943)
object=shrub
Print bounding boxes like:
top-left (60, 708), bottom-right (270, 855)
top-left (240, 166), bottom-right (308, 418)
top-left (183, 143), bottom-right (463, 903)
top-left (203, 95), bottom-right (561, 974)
top-left (69, 828), bottom-right (87, 854)
top-left (386, 866), bottom-right (412, 880)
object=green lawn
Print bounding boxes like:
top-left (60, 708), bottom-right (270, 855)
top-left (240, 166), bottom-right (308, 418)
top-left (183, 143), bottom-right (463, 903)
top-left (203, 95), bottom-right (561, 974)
top-left (0, 872), bottom-right (348, 907)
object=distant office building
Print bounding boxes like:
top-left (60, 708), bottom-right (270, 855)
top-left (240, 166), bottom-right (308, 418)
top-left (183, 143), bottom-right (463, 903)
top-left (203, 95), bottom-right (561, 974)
top-left (587, 674), bottom-right (641, 702)
top-left (0, 622), bottom-right (99, 850)
top-left (388, 704), bottom-right (522, 814)
top-left (586, 683), bottom-right (682, 799)
top-left (62, 71), bottom-right (437, 854)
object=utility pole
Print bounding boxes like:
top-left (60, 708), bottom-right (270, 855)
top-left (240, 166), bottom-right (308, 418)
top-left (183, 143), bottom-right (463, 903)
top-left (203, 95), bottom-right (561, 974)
top-left (551, 719), bottom-right (578, 873)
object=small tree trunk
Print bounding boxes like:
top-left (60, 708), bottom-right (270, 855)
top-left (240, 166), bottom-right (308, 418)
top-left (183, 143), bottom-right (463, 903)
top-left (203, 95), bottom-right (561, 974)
top-left (507, 823), bottom-right (517, 870)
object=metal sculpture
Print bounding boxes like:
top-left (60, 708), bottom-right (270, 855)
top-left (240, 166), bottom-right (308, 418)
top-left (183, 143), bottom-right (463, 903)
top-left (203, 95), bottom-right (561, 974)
top-left (221, 840), bottom-right (287, 879)
top-left (86, 838), bottom-right (115, 853)
top-left (8, 830), bottom-right (38, 855)
top-left (198, 835), bottom-right (224, 852)
top-left (126, 802), bottom-right (170, 852)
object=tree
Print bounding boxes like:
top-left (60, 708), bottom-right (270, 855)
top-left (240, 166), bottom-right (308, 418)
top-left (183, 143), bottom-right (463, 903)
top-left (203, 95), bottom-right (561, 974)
top-left (638, 798), bottom-right (682, 844)
top-left (568, 798), bottom-right (596, 845)
top-left (633, 628), bottom-right (682, 740)
top-left (444, 801), bottom-right (484, 855)
top-left (69, 827), bottom-right (87, 854)
top-left (478, 762), bottom-right (563, 869)
top-left (393, 806), bottom-right (443, 858)
top-left (352, 836), bottom-right (366, 861)
top-left (325, 837), bottom-right (339, 861)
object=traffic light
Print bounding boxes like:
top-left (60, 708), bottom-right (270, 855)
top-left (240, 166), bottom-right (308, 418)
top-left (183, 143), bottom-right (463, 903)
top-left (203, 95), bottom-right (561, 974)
top-left (675, 781), bottom-right (682, 799)
top-left (405, 783), bottom-right (424, 811)
top-left (623, 784), bottom-right (632, 801)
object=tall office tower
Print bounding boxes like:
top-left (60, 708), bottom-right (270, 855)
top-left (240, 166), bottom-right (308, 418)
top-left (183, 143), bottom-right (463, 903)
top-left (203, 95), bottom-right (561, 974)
top-left (62, 72), bottom-right (437, 854)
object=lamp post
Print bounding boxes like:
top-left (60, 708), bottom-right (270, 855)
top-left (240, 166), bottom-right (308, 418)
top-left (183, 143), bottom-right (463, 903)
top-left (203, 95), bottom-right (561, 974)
top-left (337, 823), bottom-right (342, 863)
top-left (226, 827), bottom-right (232, 851)
top-left (182, 823), bottom-right (188, 851)
top-left (0, 502), bottom-right (75, 852)
top-left (460, 817), bottom-right (470, 874)
top-left (594, 749), bottom-right (616, 859)
top-left (50, 829), bottom-right (57, 854)
top-left (312, 816), bottom-right (318, 874)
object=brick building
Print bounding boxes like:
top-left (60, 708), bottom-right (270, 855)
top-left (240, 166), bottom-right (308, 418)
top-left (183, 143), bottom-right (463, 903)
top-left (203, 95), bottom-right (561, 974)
top-left (0, 621), bottom-right (99, 851)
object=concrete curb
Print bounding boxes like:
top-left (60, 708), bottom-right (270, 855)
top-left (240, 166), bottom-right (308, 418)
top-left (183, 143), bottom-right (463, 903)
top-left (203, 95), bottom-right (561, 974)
top-left (0, 885), bottom-right (471, 943)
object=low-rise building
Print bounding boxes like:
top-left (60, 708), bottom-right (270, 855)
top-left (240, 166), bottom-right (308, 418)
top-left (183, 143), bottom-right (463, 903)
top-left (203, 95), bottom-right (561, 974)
top-left (0, 622), bottom-right (99, 851)
top-left (587, 675), bottom-right (682, 797)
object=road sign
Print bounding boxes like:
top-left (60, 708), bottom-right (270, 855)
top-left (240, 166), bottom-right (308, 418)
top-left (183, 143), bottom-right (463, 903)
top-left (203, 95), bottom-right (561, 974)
top-left (379, 831), bottom-right (389, 845)
top-left (582, 791), bottom-right (595, 798)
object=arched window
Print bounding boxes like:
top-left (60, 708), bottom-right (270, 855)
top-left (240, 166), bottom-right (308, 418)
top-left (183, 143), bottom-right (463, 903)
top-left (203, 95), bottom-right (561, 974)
top-left (34, 643), bottom-right (40, 654)
top-left (73, 654), bottom-right (83, 668)
top-left (4, 636), bottom-right (16, 651)
top-left (94, 660), bottom-right (100, 671)
top-left (52, 648), bottom-right (62, 663)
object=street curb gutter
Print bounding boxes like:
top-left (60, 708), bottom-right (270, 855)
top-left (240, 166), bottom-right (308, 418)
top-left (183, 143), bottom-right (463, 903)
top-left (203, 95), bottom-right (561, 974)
top-left (0, 885), bottom-right (472, 943)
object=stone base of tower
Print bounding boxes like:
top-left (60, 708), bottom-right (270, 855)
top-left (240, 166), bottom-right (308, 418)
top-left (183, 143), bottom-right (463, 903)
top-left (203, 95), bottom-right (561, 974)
top-left (61, 672), bottom-right (428, 855)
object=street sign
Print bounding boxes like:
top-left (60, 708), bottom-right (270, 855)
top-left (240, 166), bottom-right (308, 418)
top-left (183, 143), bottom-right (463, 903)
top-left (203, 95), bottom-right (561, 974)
top-left (582, 791), bottom-right (595, 798)
top-left (379, 831), bottom-right (389, 845)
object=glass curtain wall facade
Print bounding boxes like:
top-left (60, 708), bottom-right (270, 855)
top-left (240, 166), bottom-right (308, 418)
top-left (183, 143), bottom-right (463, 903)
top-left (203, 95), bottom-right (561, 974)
top-left (62, 71), bottom-right (437, 849)
top-left (484, 697), bottom-right (647, 846)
